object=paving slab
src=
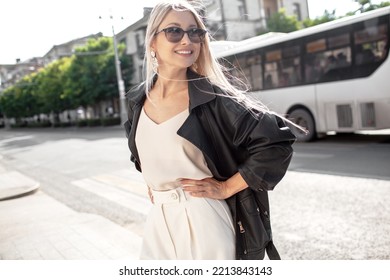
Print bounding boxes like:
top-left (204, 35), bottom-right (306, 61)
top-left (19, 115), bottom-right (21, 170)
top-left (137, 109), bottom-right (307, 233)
top-left (0, 190), bottom-right (142, 260)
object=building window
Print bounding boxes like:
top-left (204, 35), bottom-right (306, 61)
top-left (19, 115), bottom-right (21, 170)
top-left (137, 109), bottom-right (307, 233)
top-left (293, 3), bottom-right (302, 21)
top-left (135, 33), bottom-right (144, 59)
top-left (238, 0), bottom-right (248, 20)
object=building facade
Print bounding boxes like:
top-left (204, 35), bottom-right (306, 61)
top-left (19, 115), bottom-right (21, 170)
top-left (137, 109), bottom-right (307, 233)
top-left (207, 0), bottom-right (309, 40)
top-left (0, 33), bottom-right (103, 93)
top-left (42, 33), bottom-right (103, 66)
top-left (116, 8), bottom-right (152, 87)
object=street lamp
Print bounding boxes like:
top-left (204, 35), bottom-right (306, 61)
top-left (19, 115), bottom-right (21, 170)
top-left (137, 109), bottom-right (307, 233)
top-left (218, 0), bottom-right (228, 40)
top-left (99, 15), bottom-right (127, 125)
top-left (111, 24), bottom-right (128, 126)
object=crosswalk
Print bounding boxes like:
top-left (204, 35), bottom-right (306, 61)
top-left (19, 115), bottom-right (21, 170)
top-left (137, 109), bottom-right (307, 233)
top-left (72, 168), bottom-right (152, 218)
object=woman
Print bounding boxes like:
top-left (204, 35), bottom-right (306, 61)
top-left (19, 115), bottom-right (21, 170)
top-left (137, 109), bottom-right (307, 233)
top-left (124, 0), bottom-right (297, 260)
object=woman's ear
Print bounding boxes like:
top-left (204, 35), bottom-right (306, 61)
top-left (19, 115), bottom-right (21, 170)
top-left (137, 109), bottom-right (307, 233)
top-left (150, 38), bottom-right (156, 51)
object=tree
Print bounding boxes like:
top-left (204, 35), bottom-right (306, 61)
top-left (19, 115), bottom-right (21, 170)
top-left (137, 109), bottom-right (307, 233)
top-left (354, 0), bottom-right (372, 13)
top-left (303, 9), bottom-right (337, 28)
top-left (353, 0), bottom-right (390, 13)
top-left (0, 36), bottom-right (133, 124)
top-left (0, 87), bottom-right (19, 119)
top-left (36, 57), bottom-right (72, 122)
top-left (0, 75), bottom-right (39, 123)
top-left (266, 8), bottom-right (299, 33)
top-left (62, 36), bottom-right (133, 117)
top-left (63, 38), bottom-right (110, 111)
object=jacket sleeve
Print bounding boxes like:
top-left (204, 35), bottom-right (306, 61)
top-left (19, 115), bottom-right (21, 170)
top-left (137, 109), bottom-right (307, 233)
top-left (123, 92), bottom-right (142, 172)
top-left (234, 110), bottom-right (296, 192)
top-left (123, 98), bottom-right (133, 139)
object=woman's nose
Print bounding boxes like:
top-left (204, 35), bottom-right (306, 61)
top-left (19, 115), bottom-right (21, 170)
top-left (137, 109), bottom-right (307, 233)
top-left (181, 33), bottom-right (192, 44)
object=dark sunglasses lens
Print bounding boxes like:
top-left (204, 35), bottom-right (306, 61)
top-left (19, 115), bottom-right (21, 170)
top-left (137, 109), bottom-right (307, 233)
top-left (164, 27), bottom-right (206, 43)
top-left (165, 27), bottom-right (184, 42)
top-left (189, 29), bottom-right (206, 43)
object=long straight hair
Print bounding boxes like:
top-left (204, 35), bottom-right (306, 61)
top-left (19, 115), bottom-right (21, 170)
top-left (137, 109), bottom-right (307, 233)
top-left (143, 1), bottom-right (268, 109)
top-left (142, 0), bottom-right (306, 134)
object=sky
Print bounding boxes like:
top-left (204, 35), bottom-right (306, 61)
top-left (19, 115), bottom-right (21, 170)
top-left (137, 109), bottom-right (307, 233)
top-left (0, 0), bottom-right (385, 65)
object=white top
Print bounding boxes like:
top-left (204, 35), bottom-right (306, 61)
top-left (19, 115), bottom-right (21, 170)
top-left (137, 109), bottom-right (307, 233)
top-left (135, 107), bottom-right (213, 191)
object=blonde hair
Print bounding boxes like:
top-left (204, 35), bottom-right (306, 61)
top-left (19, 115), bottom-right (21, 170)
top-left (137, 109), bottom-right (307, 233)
top-left (143, 1), bottom-right (266, 108)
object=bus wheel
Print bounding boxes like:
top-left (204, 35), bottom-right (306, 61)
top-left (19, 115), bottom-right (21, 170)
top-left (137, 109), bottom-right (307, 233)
top-left (289, 108), bottom-right (316, 142)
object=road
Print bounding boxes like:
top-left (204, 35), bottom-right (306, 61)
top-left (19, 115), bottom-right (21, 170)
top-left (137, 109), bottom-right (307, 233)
top-left (0, 127), bottom-right (389, 259)
top-left (290, 132), bottom-right (390, 180)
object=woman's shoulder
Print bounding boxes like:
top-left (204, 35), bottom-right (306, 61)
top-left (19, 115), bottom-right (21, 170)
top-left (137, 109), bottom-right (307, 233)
top-left (126, 83), bottom-right (144, 96)
top-left (211, 85), bottom-right (263, 115)
top-left (125, 83), bottom-right (146, 105)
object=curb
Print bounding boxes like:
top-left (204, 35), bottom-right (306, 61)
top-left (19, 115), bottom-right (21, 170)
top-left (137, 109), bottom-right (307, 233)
top-left (0, 171), bottom-right (40, 201)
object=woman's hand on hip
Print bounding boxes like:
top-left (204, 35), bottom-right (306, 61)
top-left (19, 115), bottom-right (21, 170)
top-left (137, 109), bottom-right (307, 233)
top-left (179, 177), bottom-right (230, 200)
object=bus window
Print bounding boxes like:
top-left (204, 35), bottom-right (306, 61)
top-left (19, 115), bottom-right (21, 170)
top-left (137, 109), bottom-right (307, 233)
top-left (328, 33), bottom-right (350, 49)
top-left (281, 45), bottom-right (301, 86)
top-left (264, 60), bottom-right (278, 89)
top-left (264, 45), bottom-right (301, 88)
top-left (305, 38), bottom-right (326, 83)
top-left (264, 49), bottom-right (281, 89)
top-left (247, 52), bottom-right (263, 90)
top-left (241, 50), bottom-right (262, 90)
top-left (306, 39), bottom-right (326, 53)
top-left (223, 52), bottom-right (261, 91)
top-left (323, 48), bottom-right (352, 71)
top-left (264, 73), bottom-right (274, 89)
top-left (305, 32), bottom-right (352, 83)
top-left (354, 24), bottom-right (388, 65)
top-left (304, 54), bottom-right (322, 83)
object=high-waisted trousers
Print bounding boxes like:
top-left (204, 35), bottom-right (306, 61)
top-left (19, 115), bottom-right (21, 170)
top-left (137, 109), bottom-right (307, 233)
top-left (140, 188), bottom-right (235, 260)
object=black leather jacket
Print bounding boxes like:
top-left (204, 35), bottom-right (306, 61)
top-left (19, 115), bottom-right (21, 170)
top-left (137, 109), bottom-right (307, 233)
top-left (124, 70), bottom-right (296, 259)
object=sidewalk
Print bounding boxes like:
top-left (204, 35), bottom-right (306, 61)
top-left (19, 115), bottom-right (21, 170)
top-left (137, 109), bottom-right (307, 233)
top-left (0, 166), bottom-right (142, 260)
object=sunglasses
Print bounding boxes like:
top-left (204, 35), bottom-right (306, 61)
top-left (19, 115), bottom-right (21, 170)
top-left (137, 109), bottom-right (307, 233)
top-left (155, 27), bottom-right (207, 43)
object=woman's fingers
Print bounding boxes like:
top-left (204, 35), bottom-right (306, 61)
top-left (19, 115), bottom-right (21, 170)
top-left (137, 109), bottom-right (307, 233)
top-left (178, 178), bottom-right (228, 199)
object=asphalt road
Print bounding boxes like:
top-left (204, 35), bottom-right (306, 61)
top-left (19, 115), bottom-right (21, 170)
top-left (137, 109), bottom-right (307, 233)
top-left (290, 132), bottom-right (390, 180)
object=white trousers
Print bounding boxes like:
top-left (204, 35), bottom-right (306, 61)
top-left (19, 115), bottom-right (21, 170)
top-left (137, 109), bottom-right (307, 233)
top-left (140, 188), bottom-right (235, 260)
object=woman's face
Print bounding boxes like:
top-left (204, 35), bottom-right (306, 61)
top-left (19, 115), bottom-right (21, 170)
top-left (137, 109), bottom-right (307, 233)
top-left (152, 10), bottom-right (201, 72)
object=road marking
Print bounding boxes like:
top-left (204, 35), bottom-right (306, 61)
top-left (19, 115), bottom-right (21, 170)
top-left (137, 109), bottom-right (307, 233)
top-left (72, 177), bottom-right (151, 217)
top-left (293, 152), bottom-right (333, 159)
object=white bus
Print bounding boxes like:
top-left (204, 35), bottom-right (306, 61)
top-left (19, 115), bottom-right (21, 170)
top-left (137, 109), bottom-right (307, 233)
top-left (211, 7), bottom-right (390, 141)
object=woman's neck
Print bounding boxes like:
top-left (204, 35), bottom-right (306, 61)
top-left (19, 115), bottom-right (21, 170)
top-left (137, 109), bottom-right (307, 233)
top-left (153, 68), bottom-right (189, 98)
top-left (157, 67), bottom-right (188, 82)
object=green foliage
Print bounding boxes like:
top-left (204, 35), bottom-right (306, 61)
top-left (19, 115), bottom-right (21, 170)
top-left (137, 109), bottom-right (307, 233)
top-left (0, 74), bottom-right (40, 119)
top-left (63, 37), bottom-right (133, 110)
top-left (36, 57), bottom-right (72, 114)
top-left (101, 117), bottom-right (121, 126)
top-left (266, 8), bottom-right (299, 33)
top-left (267, 2), bottom-right (390, 32)
top-left (347, 1), bottom-right (390, 14)
top-left (303, 9), bottom-right (337, 28)
top-left (0, 87), bottom-right (19, 118)
top-left (0, 36), bottom-right (133, 124)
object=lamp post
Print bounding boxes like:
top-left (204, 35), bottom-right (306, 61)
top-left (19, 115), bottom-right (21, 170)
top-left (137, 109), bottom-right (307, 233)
top-left (111, 24), bottom-right (127, 125)
top-left (99, 15), bottom-right (127, 125)
top-left (218, 0), bottom-right (228, 40)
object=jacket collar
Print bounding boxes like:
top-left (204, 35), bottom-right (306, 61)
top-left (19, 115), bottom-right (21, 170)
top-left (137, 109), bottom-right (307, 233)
top-left (187, 69), bottom-right (216, 111)
top-left (126, 69), bottom-right (216, 111)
